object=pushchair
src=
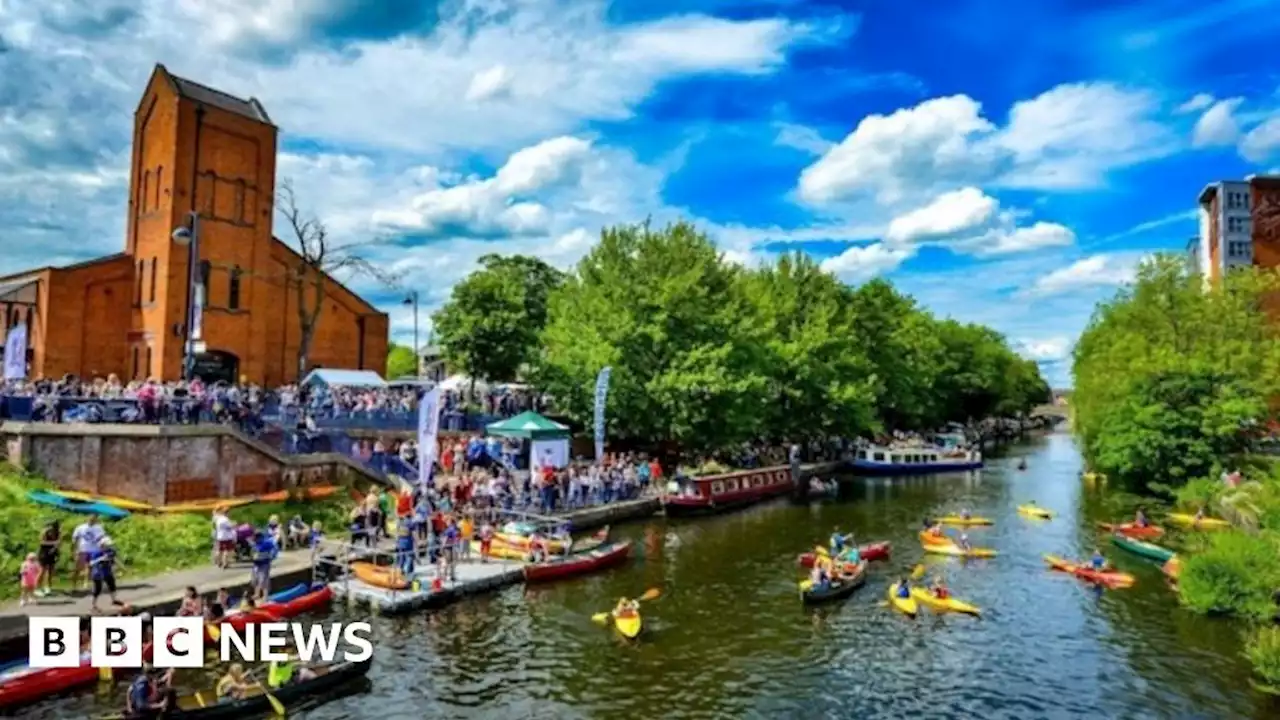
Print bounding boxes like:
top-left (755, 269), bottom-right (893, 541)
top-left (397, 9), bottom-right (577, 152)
top-left (233, 523), bottom-right (257, 563)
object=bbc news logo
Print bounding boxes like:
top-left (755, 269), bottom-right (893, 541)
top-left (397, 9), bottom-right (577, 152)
top-left (29, 617), bottom-right (373, 668)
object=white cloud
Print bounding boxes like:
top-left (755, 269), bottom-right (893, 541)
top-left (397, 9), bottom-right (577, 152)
top-left (1240, 116), bottom-right (1280, 163)
top-left (798, 82), bottom-right (1175, 206)
top-left (1028, 254), bottom-right (1141, 297)
top-left (819, 243), bottom-right (915, 283)
top-left (1192, 97), bottom-right (1244, 147)
top-left (1177, 93), bottom-right (1216, 114)
top-left (1017, 336), bottom-right (1073, 363)
top-left (465, 65), bottom-right (515, 102)
top-left (773, 123), bottom-right (833, 155)
top-left (883, 187), bottom-right (1075, 257)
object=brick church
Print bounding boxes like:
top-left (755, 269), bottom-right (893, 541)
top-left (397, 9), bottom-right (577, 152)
top-left (0, 65), bottom-right (388, 386)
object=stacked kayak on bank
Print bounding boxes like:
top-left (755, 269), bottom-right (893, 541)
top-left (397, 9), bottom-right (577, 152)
top-left (26, 490), bottom-right (129, 520)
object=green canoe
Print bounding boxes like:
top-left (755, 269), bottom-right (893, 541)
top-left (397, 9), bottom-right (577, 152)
top-left (1110, 534), bottom-right (1175, 563)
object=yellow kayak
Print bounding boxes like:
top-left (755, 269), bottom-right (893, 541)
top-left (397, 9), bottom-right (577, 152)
top-left (936, 516), bottom-right (994, 527)
top-left (472, 541), bottom-right (528, 560)
top-left (888, 583), bottom-right (917, 617)
top-left (614, 610), bottom-right (642, 639)
top-left (155, 497), bottom-right (256, 514)
top-left (1166, 513), bottom-right (1229, 530)
top-left (1017, 504), bottom-right (1053, 519)
top-left (50, 490), bottom-right (155, 512)
top-left (910, 587), bottom-right (981, 616)
top-left (922, 543), bottom-right (998, 558)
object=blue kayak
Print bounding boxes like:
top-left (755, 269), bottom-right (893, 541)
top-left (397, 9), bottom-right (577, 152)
top-left (27, 490), bottom-right (129, 520)
top-left (227, 582), bottom-right (312, 609)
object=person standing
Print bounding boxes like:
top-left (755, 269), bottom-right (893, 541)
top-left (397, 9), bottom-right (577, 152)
top-left (89, 536), bottom-right (123, 612)
top-left (37, 520), bottom-right (60, 597)
top-left (71, 515), bottom-right (104, 592)
top-left (212, 508), bottom-right (236, 569)
top-left (250, 530), bottom-right (277, 600)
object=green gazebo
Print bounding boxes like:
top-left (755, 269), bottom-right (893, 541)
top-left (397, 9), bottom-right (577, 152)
top-left (485, 411), bottom-right (570, 440)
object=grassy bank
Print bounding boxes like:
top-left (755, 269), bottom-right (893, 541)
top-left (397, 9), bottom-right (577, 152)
top-left (0, 468), bottom-right (358, 603)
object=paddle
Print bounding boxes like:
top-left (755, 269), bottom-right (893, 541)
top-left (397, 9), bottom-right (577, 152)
top-left (592, 588), bottom-right (660, 623)
top-left (911, 564), bottom-right (926, 579)
top-left (99, 666), bottom-right (112, 681)
top-left (254, 679), bottom-right (286, 716)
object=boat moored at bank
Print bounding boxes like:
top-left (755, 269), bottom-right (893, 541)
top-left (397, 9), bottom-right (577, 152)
top-left (661, 466), bottom-right (793, 517)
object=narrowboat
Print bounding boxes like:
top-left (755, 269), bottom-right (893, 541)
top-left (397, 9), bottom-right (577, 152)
top-left (849, 440), bottom-right (982, 476)
top-left (661, 466), bottom-right (793, 517)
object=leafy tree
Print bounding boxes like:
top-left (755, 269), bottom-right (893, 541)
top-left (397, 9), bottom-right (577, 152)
top-left (386, 343), bottom-right (417, 379)
top-left (1072, 256), bottom-right (1280, 492)
top-left (433, 254), bottom-right (566, 383)
top-left (534, 221), bottom-right (768, 455)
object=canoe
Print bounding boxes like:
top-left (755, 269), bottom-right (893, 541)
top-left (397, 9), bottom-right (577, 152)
top-left (1166, 513), bottom-right (1230, 530)
top-left (350, 561), bottom-right (410, 590)
top-left (922, 543), bottom-right (998, 559)
top-left (48, 490), bottom-right (154, 512)
top-left (1110, 534), bottom-right (1176, 563)
top-left (1098, 522), bottom-right (1165, 539)
top-left (909, 587), bottom-right (981, 616)
top-left (495, 532), bottom-right (569, 553)
top-left (26, 490), bottom-right (129, 520)
top-left (256, 485), bottom-right (339, 503)
top-left (0, 588), bottom-right (334, 710)
top-left (1043, 554), bottom-right (1135, 587)
top-left (525, 540), bottom-right (632, 583)
top-left (796, 540), bottom-right (891, 568)
top-left (918, 530), bottom-right (954, 546)
top-left (155, 497), bottom-right (257, 514)
top-left (614, 609), bottom-right (642, 639)
top-left (161, 659), bottom-right (372, 719)
top-left (800, 562), bottom-right (868, 604)
top-left (1017, 505), bottom-right (1053, 519)
top-left (936, 516), bottom-right (994, 527)
top-left (1162, 555), bottom-right (1182, 581)
top-left (888, 583), bottom-right (918, 617)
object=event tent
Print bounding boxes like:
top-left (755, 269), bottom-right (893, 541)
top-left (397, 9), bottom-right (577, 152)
top-left (485, 411), bottom-right (570, 440)
top-left (301, 369), bottom-right (387, 388)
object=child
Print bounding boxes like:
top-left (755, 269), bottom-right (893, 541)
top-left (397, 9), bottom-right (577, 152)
top-left (479, 520), bottom-right (494, 564)
top-left (266, 515), bottom-right (284, 548)
top-left (20, 552), bottom-right (41, 606)
top-left (459, 514), bottom-right (474, 561)
top-left (309, 521), bottom-right (324, 549)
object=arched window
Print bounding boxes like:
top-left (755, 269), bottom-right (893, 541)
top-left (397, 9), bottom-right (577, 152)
top-left (198, 260), bottom-right (211, 307)
top-left (228, 266), bottom-right (242, 310)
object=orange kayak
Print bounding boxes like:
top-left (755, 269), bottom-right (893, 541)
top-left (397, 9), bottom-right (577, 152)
top-left (1044, 554), bottom-right (1134, 587)
top-left (918, 530), bottom-right (953, 546)
top-left (257, 485), bottom-right (339, 503)
top-left (351, 562), bottom-right (411, 590)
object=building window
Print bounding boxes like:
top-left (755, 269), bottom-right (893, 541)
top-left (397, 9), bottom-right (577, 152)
top-left (135, 260), bottom-right (143, 306)
top-left (149, 257), bottom-right (157, 302)
top-left (154, 166), bottom-right (163, 209)
top-left (198, 260), bottom-right (211, 307)
top-left (142, 170), bottom-right (151, 212)
top-left (228, 266), bottom-right (242, 310)
top-left (131, 347), bottom-right (139, 380)
top-left (1227, 192), bottom-right (1249, 210)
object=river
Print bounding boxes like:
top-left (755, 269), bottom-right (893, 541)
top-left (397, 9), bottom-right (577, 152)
top-left (29, 433), bottom-right (1276, 719)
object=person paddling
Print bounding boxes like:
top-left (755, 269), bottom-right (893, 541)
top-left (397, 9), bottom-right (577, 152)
top-left (1090, 547), bottom-right (1106, 571)
top-left (1134, 506), bottom-right (1150, 528)
top-left (957, 533), bottom-right (972, 552)
top-left (930, 576), bottom-right (950, 599)
top-left (830, 529), bottom-right (846, 555)
top-left (216, 663), bottom-right (250, 700)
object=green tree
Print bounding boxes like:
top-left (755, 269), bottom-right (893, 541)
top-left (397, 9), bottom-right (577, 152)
top-left (1072, 256), bottom-right (1280, 492)
top-left (386, 343), bottom-right (417, 379)
top-left (534, 221), bottom-right (768, 455)
top-left (433, 254), bottom-right (566, 383)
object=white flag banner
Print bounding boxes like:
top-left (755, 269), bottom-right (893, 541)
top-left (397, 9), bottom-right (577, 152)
top-left (593, 366), bottom-right (611, 461)
top-left (417, 387), bottom-right (441, 489)
top-left (531, 438), bottom-right (569, 470)
top-left (3, 324), bottom-right (27, 381)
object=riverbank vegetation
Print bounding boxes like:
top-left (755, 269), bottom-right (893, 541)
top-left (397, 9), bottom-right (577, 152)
top-left (434, 221), bottom-right (1050, 455)
top-left (1070, 255), bottom-right (1280, 685)
top-left (0, 468), bottom-right (355, 602)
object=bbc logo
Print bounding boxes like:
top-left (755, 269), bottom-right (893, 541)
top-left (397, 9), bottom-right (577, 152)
top-left (30, 616), bottom-right (206, 669)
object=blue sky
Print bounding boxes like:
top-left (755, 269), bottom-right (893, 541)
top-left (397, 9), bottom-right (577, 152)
top-left (2, 0), bottom-right (1280, 387)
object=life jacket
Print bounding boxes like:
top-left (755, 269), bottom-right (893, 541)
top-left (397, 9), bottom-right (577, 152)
top-left (267, 661), bottom-right (294, 688)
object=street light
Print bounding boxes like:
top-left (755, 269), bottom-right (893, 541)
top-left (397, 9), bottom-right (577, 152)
top-left (171, 211), bottom-right (199, 381)
top-left (402, 291), bottom-right (419, 377)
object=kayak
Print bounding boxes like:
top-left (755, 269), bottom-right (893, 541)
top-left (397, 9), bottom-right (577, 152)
top-left (614, 609), bottom-right (642, 639)
top-left (48, 490), bottom-right (154, 512)
top-left (922, 543), bottom-right (998, 558)
top-left (800, 562), bottom-right (868, 604)
top-left (887, 583), bottom-right (918, 618)
top-left (1017, 505), bottom-right (1053, 519)
top-left (495, 532), bottom-right (570, 553)
top-left (26, 490), bottom-right (129, 520)
top-left (918, 530), bottom-right (954, 546)
top-left (1110, 534), bottom-right (1176, 563)
top-left (1166, 513), bottom-right (1229, 530)
top-left (155, 497), bottom-right (256, 514)
top-left (256, 485), bottom-right (339, 503)
top-left (936, 516), bottom-right (994, 527)
top-left (1043, 554), bottom-right (1135, 587)
top-left (1098, 522), bottom-right (1165, 539)
top-left (797, 540), bottom-right (892, 567)
top-left (159, 659), bottom-right (372, 719)
top-left (1162, 555), bottom-right (1182, 581)
top-left (351, 561), bottom-right (411, 590)
top-left (524, 541), bottom-right (632, 583)
top-left (909, 587), bottom-right (981, 616)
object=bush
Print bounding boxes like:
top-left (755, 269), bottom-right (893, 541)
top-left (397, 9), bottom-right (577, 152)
top-left (1246, 626), bottom-right (1280, 691)
top-left (1178, 530), bottom-right (1280, 620)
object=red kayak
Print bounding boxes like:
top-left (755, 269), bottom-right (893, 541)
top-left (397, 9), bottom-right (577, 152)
top-left (1044, 554), bottom-right (1135, 587)
top-left (1099, 522), bottom-right (1165, 539)
top-left (797, 541), bottom-right (891, 568)
top-left (524, 540), bottom-right (632, 583)
top-left (0, 586), bottom-right (332, 711)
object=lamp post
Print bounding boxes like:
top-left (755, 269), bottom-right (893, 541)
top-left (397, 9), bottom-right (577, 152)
top-left (403, 291), bottom-right (420, 377)
top-left (171, 212), bottom-right (200, 381)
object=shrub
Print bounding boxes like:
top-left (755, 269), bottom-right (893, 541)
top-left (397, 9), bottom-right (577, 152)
top-left (1178, 530), bottom-right (1280, 620)
top-left (1246, 626), bottom-right (1280, 691)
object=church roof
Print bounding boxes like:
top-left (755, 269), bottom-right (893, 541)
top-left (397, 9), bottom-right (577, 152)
top-left (156, 64), bottom-right (273, 125)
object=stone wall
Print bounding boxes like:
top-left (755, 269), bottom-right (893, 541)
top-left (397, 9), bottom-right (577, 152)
top-left (1, 422), bottom-right (385, 506)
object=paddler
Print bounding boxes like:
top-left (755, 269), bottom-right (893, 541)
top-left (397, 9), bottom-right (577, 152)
top-left (959, 508), bottom-right (972, 521)
top-left (1090, 547), bottom-right (1106, 571)
top-left (896, 577), bottom-right (912, 598)
top-left (930, 576), bottom-right (950, 599)
top-left (1193, 506), bottom-right (1207, 527)
top-left (829, 528), bottom-right (846, 555)
top-left (956, 533), bottom-right (972, 552)
top-left (267, 647), bottom-right (318, 689)
top-left (926, 522), bottom-right (946, 541)
top-left (125, 668), bottom-right (158, 717)
top-left (216, 663), bottom-right (250, 700)
top-left (809, 565), bottom-right (828, 590)
top-left (1134, 506), bottom-right (1150, 528)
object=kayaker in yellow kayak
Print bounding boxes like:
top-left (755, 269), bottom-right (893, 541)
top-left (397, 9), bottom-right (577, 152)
top-left (895, 576), bottom-right (912, 599)
top-left (929, 576), bottom-right (950, 599)
top-left (956, 533), bottom-right (972, 553)
top-left (924, 521), bottom-right (947, 542)
top-left (613, 597), bottom-right (640, 616)
top-left (959, 508), bottom-right (972, 521)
